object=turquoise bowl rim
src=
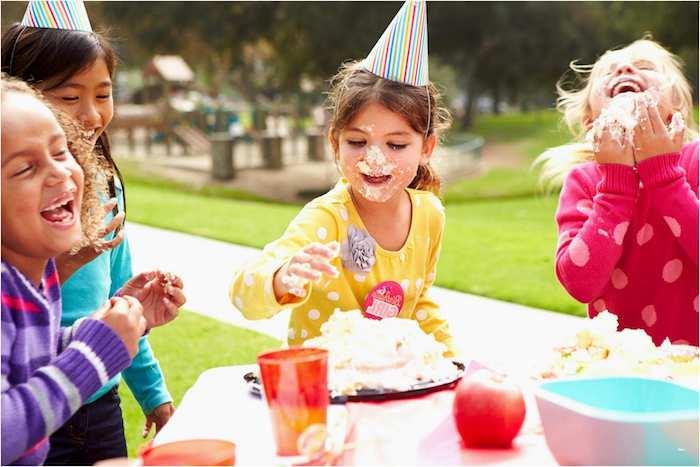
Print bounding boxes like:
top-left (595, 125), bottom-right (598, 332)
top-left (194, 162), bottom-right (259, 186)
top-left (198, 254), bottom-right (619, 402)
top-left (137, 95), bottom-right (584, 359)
top-left (535, 376), bottom-right (700, 424)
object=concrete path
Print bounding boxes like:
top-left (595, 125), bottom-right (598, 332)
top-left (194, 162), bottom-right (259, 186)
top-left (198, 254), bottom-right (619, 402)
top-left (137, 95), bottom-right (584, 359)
top-left (128, 222), bottom-right (583, 376)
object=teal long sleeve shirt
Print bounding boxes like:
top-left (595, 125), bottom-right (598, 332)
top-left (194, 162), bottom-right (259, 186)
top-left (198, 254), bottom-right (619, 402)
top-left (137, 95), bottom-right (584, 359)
top-left (60, 180), bottom-right (171, 414)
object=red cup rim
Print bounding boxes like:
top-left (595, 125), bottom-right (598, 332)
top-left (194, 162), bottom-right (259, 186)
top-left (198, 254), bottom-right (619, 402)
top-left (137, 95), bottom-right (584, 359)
top-left (257, 347), bottom-right (328, 364)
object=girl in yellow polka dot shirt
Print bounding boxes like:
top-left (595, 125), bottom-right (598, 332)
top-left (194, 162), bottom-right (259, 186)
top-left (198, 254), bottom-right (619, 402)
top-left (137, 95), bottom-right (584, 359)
top-left (230, 61), bottom-right (456, 356)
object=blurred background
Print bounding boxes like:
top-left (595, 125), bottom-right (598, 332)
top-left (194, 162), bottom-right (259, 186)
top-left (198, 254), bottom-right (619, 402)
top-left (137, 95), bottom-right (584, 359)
top-left (2, 2), bottom-right (698, 455)
top-left (2, 1), bottom-right (697, 148)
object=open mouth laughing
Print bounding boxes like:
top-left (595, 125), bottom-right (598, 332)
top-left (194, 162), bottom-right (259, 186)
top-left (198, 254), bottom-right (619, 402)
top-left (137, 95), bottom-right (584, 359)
top-left (609, 77), bottom-right (645, 97)
top-left (40, 191), bottom-right (77, 228)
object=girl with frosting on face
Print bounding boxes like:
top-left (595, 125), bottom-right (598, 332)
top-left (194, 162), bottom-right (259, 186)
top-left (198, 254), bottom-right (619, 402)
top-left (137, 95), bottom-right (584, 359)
top-left (537, 37), bottom-right (698, 346)
top-left (231, 0), bottom-right (456, 356)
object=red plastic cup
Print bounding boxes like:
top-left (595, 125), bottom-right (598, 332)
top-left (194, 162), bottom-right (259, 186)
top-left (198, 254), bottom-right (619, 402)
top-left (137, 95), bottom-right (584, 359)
top-left (257, 347), bottom-right (329, 457)
top-left (139, 439), bottom-right (235, 466)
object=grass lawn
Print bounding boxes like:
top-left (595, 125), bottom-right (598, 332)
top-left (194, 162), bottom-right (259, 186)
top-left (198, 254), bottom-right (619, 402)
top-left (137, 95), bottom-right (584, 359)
top-left (119, 311), bottom-right (279, 457)
top-left (441, 196), bottom-right (583, 315)
top-left (443, 109), bottom-right (573, 203)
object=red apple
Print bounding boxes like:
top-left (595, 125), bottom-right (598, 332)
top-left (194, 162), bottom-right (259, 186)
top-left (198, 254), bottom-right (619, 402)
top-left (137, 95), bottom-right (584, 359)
top-left (452, 369), bottom-right (526, 448)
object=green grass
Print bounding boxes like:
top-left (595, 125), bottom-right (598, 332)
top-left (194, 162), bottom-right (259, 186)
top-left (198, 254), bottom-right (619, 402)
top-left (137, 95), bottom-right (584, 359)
top-left (119, 311), bottom-right (280, 457)
top-left (444, 167), bottom-right (542, 203)
top-left (119, 159), bottom-right (272, 204)
top-left (443, 110), bottom-right (573, 202)
top-left (470, 109), bottom-right (570, 148)
top-left (441, 196), bottom-right (583, 315)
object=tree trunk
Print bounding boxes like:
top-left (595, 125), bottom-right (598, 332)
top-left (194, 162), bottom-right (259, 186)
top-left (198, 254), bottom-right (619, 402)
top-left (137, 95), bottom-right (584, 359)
top-left (460, 60), bottom-right (478, 129)
top-left (491, 83), bottom-right (501, 114)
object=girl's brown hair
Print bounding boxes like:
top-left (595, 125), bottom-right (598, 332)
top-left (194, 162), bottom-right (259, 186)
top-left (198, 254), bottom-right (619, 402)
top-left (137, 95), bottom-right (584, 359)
top-left (0, 74), bottom-right (110, 251)
top-left (1, 24), bottom-right (125, 208)
top-left (326, 61), bottom-right (452, 196)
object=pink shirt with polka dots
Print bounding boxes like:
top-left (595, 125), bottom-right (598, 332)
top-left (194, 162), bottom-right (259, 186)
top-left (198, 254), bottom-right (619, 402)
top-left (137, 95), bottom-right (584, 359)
top-left (555, 140), bottom-right (699, 346)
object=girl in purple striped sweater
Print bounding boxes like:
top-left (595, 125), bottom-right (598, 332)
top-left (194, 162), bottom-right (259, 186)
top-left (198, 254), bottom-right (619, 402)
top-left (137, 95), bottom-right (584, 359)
top-left (1, 77), bottom-right (147, 465)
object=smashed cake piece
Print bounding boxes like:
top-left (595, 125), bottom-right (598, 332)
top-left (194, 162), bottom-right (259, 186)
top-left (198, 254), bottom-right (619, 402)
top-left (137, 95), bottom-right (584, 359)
top-left (304, 310), bottom-right (458, 395)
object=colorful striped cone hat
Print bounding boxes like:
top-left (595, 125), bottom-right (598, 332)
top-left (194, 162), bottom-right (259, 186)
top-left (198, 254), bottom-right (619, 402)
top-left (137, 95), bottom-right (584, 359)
top-left (362, 0), bottom-right (428, 87)
top-left (21, 0), bottom-right (92, 32)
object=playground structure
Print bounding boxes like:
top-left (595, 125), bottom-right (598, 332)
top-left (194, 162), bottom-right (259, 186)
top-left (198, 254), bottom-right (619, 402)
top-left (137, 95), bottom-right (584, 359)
top-left (111, 55), bottom-right (480, 183)
top-left (111, 54), bottom-right (330, 178)
top-left (112, 55), bottom-right (212, 156)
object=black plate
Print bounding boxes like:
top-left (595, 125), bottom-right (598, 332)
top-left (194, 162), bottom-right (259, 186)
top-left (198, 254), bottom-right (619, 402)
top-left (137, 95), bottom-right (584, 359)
top-left (244, 361), bottom-right (465, 404)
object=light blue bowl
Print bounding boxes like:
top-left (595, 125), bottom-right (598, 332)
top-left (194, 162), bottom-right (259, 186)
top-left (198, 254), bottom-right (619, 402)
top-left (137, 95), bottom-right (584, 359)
top-left (535, 377), bottom-right (699, 465)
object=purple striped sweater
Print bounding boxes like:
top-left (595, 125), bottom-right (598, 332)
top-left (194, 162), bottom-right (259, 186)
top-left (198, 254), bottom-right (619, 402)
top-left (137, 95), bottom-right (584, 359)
top-left (1, 259), bottom-right (131, 465)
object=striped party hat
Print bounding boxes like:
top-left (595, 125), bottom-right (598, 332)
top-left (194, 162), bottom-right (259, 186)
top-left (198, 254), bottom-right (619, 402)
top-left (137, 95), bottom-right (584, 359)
top-left (362, 0), bottom-right (428, 87)
top-left (20, 0), bottom-right (92, 32)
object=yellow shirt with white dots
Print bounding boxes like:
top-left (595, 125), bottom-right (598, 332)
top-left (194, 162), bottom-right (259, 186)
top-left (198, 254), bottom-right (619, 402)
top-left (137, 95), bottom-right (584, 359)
top-left (229, 178), bottom-right (456, 356)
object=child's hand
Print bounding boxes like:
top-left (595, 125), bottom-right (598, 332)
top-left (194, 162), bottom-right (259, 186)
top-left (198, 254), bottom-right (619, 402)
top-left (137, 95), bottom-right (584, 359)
top-left (55, 198), bottom-right (125, 283)
top-left (93, 296), bottom-right (146, 358)
top-left (118, 270), bottom-right (185, 329)
top-left (632, 99), bottom-right (684, 163)
top-left (143, 402), bottom-right (176, 438)
top-left (592, 120), bottom-right (635, 166)
top-left (274, 241), bottom-right (340, 300)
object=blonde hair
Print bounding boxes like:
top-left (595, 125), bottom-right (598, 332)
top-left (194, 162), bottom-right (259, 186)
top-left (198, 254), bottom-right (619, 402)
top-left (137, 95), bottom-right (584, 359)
top-left (536, 37), bottom-right (698, 191)
top-left (0, 74), bottom-right (110, 250)
top-left (326, 61), bottom-right (452, 196)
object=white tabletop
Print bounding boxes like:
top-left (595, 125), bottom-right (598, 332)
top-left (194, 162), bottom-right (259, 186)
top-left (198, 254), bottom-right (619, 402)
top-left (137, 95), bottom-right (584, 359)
top-left (153, 364), bottom-right (555, 465)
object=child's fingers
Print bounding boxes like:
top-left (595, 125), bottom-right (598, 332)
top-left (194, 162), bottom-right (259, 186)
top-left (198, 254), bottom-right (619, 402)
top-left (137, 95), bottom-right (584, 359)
top-left (646, 102), bottom-right (666, 136)
top-left (102, 197), bottom-right (118, 213)
top-left (634, 99), bottom-right (652, 138)
top-left (669, 112), bottom-right (685, 146)
top-left (288, 263), bottom-right (321, 281)
top-left (165, 285), bottom-right (186, 307)
top-left (166, 273), bottom-right (184, 289)
top-left (303, 242), bottom-right (338, 260)
top-left (95, 229), bottom-right (125, 253)
top-left (289, 287), bottom-right (307, 297)
top-left (97, 212), bottom-right (125, 237)
top-left (161, 297), bottom-right (180, 318)
top-left (291, 252), bottom-right (315, 266)
top-left (308, 258), bottom-right (339, 277)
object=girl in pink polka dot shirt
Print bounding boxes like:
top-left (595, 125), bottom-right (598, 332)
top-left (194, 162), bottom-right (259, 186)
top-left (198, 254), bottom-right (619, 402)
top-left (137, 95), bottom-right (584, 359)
top-left (538, 38), bottom-right (698, 346)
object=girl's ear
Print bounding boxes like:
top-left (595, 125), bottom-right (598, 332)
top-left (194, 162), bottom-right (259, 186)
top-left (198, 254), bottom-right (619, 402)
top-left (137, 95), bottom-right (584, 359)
top-left (421, 133), bottom-right (437, 164)
top-left (328, 129), bottom-right (339, 155)
top-left (582, 115), bottom-right (594, 131)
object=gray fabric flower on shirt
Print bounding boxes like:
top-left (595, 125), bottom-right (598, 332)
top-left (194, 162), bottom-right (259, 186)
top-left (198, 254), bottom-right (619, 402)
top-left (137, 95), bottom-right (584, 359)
top-left (340, 225), bottom-right (376, 273)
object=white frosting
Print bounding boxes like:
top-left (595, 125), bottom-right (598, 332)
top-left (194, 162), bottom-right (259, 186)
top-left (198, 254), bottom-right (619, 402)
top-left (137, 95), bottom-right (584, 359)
top-left (304, 310), bottom-right (457, 395)
top-left (668, 111), bottom-right (685, 139)
top-left (543, 311), bottom-right (699, 388)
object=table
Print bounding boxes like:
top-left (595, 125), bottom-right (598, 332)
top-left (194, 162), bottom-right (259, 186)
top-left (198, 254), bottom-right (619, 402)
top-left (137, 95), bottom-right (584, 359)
top-left (153, 364), bottom-right (556, 465)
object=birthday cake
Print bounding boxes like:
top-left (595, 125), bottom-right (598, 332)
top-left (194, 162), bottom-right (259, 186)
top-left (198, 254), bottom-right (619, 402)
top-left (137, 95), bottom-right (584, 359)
top-left (541, 311), bottom-right (699, 388)
top-left (303, 310), bottom-right (458, 395)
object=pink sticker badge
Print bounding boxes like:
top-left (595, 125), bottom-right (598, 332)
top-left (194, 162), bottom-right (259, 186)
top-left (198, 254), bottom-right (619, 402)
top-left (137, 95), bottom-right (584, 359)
top-left (363, 281), bottom-right (404, 320)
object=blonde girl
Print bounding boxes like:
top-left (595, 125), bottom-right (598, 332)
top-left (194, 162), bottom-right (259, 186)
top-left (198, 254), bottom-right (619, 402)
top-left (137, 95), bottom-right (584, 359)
top-left (537, 38), bottom-right (698, 345)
